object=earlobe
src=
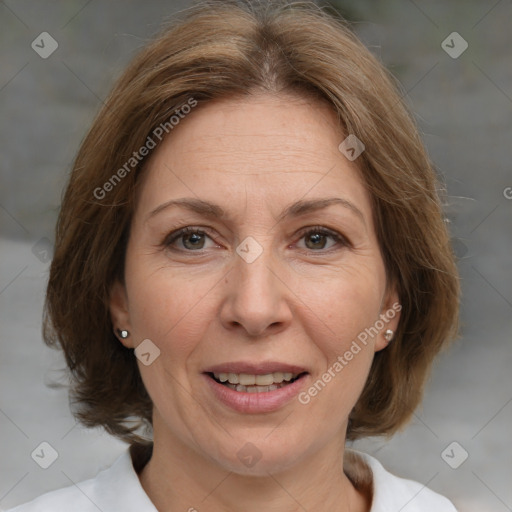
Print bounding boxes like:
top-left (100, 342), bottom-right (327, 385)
top-left (109, 280), bottom-right (133, 348)
top-left (374, 287), bottom-right (401, 353)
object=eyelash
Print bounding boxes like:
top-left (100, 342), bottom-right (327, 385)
top-left (161, 225), bottom-right (350, 254)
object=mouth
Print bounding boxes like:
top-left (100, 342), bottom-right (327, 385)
top-left (202, 361), bottom-right (310, 412)
top-left (206, 371), bottom-right (308, 393)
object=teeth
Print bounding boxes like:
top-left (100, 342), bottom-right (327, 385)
top-left (273, 372), bottom-right (284, 383)
top-left (213, 371), bottom-right (300, 386)
top-left (224, 383), bottom-right (284, 392)
top-left (239, 374), bottom-right (255, 386)
top-left (255, 374), bottom-right (274, 386)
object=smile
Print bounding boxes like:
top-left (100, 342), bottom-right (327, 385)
top-left (210, 371), bottom-right (303, 393)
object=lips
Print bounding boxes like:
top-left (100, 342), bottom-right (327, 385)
top-left (203, 361), bottom-right (308, 375)
top-left (203, 369), bottom-right (310, 413)
top-left (202, 361), bottom-right (309, 406)
top-left (203, 362), bottom-right (308, 390)
top-left (212, 371), bottom-right (300, 386)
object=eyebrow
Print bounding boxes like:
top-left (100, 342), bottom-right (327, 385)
top-left (146, 196), bottom-right (366, 226)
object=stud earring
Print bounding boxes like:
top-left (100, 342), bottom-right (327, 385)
top-left (384, 329), bottom-right (394, 342)
top-left (116, 329), bottom-right (130, 339)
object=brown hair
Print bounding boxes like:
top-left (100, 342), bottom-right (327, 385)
top-left (43, 0), bottom-right (459, 445)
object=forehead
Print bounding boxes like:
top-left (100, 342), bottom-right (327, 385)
top-left (135, 93), bottom-right (372, 221)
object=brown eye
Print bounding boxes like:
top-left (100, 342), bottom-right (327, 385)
top-left (304, 232), bottom-right (329, 250)
top-left (164, 227), bottom-right (214, 251)
top-left (181, 232), bottom-right (206, 250)
top-left (297, 227), bottom-right (348, 252)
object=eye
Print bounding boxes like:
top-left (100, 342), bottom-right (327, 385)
top-left (295, 226), bottom-right (348, 251)
top-left (162, 225), bottom-right (349, 254)
top-left (163, 227), bottom-right (217, 251)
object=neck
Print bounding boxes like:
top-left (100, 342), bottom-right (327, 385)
top-left (137, 429), bottom-right (370, 512)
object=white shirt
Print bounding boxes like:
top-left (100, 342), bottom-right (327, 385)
top-left (7, 449), bottom-right (457, 511)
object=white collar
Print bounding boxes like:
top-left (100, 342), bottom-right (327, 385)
top-left (10, 447), bottom-right (455, 511)
top-left (353, 450), bottom-right (457, 511)
top-left (114, 448), bottom-right (455, 511)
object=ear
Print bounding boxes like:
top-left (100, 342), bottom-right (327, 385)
top-left (374, 285), bottom-right (401, 353)
top-left (109, 279), bottom-right (134, 348)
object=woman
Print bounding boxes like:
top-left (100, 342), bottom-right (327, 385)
top-left (9, 0), bottom-right (460, 510)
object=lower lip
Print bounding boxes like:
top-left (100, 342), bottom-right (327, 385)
top-left (203, 373), bottom-right (309, 413)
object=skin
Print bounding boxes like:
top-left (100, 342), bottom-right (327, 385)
top-left (110, 92), bottom-right (400, 512)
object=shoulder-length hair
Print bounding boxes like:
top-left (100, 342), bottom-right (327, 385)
top-left (44, 0), bottom-right (459, 445)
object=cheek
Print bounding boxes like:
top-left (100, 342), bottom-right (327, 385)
top-left (123, 262), bottom-right (217, 416)
top-left (124, 248), bottom-right (219, 355)
top-left (297, 263), bottom-right (385, 347)
top-left (298, 275), bottom-right (382, 420)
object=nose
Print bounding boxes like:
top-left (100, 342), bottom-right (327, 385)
top-left (219, 241), bottom-right (293, 338)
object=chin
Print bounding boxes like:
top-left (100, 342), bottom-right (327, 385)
top-left (208, 433), bottom-right (308, 477)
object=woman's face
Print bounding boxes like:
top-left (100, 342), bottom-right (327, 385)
top-left (110, 92), bottom-right (400, 475)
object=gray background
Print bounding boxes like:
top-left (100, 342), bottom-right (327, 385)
top-left (1, 0), bottom-right (511, 510)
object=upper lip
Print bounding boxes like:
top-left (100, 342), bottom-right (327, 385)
top-left (203, 361), bottom-right (309, 375)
